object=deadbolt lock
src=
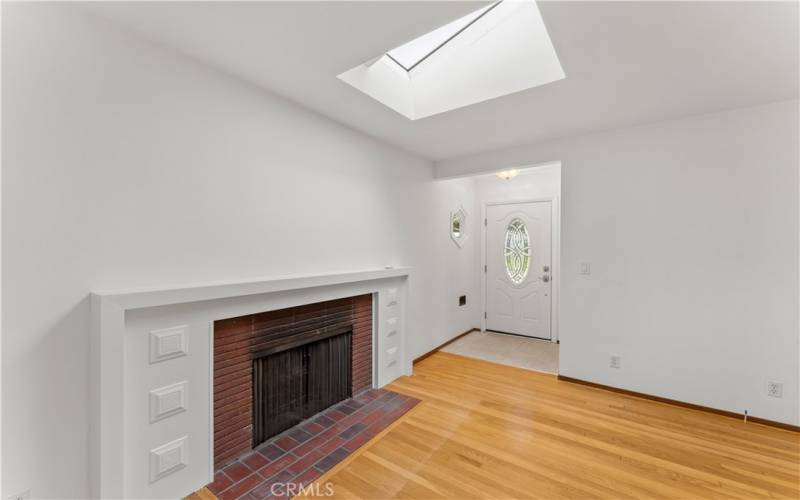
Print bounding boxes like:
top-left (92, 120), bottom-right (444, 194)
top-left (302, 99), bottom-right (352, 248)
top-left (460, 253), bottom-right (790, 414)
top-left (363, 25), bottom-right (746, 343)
top-left (543, 265), bottom-right (550, 272)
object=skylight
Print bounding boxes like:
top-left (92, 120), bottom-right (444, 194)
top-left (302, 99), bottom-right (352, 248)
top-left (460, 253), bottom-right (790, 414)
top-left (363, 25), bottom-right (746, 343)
top-left (386, 2), bottom-right (499, 72)
top-left (338, 0), bottom-right (565, 120)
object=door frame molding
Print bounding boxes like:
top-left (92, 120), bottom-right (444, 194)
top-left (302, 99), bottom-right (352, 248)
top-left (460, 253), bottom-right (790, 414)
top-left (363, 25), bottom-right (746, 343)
top-left (481, 197), bottom-right (561, 343)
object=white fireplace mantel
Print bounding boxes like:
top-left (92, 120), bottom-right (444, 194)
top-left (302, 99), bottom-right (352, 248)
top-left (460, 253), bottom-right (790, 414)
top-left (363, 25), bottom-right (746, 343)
top-left (90, 268), bottom-right (410, 499)
top-left (93, 267), bottom-right (411, 309)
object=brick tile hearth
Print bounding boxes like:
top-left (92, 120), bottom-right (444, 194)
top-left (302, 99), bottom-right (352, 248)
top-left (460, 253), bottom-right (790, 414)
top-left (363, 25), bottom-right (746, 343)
top-left (205, 389), bottom-right (419, 500)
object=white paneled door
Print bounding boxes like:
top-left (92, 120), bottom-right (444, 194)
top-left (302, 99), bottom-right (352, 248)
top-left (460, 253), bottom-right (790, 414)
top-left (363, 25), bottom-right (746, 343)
top-left (486, 201), bottom-right (552, 339)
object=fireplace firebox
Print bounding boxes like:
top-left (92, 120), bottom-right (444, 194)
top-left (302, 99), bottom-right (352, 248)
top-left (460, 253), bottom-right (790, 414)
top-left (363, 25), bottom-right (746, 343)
top-left (252, 326), bottom-right (352, 445)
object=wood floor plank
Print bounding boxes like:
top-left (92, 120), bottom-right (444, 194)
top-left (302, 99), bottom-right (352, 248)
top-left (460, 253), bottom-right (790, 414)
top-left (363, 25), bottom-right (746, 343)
top-left (302, 352), bottom-right (800, 499)
top-left (185, 487), bottom-right (217, 500)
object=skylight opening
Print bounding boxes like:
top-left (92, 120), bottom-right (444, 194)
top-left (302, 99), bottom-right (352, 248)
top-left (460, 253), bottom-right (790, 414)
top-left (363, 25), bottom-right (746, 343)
top-left (338, 0), bottom-right (566, 120)
top-left (386, 2), bottom-right (500, 72)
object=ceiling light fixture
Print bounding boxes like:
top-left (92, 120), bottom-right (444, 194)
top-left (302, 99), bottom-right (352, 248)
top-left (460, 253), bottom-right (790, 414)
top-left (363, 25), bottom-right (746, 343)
top-left (496, 169), bottom-right (519, 180)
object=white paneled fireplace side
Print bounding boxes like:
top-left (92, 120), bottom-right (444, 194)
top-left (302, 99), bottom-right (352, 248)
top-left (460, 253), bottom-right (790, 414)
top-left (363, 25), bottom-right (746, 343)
top-left (89, 269), bottom-right (411, 499)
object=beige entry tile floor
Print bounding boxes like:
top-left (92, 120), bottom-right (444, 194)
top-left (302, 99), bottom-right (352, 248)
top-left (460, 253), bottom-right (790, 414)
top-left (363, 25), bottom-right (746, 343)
top-left (441, 330), bottom-right (559, 374)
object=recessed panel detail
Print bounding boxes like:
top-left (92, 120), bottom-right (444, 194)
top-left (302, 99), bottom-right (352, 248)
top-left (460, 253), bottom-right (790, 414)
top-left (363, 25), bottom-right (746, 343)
top-left (149, 436), bottom-right (188, 483)
top-left (149, 325), bottom-right (188, 364)
top-left (149, 381), bottom-right (189, 423)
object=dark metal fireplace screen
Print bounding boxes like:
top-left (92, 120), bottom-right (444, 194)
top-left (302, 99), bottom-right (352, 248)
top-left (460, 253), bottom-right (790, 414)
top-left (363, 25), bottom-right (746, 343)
top-left (252, 326), bottom-right (352, 446)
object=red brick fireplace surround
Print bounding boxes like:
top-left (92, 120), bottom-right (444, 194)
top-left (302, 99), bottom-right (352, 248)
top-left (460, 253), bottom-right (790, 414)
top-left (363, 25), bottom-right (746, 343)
top-left (213, 295), bottom-right (373, 468)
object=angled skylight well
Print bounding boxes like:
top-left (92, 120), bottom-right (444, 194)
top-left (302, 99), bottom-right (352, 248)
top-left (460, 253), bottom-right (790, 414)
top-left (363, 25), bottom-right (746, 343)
top-left (338, 0), bottom-right (565, 120)
top-left (385, 2), bottom-right (499, 72)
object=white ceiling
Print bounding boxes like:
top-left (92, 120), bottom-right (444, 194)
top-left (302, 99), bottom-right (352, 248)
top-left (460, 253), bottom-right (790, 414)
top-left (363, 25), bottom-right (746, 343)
top-left (84, 1), bottom-right (799, 161)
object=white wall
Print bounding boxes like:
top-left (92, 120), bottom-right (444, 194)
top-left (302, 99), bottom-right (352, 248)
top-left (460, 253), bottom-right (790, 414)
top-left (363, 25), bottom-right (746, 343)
top-left (423, 178), bottom-right (481, 351)
top-left (1, 4), bottom-right (476, 497)
top-left (438, 100), bottom-right (800, 426)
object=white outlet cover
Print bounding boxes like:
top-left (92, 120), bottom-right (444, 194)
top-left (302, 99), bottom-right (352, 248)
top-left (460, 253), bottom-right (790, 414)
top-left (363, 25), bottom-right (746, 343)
top-left (610, 355), bottom-right (621, 369)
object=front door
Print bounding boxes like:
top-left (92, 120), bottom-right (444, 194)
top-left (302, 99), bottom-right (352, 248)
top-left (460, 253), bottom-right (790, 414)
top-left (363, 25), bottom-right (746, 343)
top-left (485, 201), bottom-right (552, 339)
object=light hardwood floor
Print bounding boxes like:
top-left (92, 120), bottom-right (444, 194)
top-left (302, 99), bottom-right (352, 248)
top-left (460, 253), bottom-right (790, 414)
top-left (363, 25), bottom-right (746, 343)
top-left (302, 352), bottom-right (799, 499)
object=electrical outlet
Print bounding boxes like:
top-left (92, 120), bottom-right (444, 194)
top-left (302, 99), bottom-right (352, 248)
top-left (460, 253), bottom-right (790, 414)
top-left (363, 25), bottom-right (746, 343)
top-left (610, 355), bottom-right (621, 369)
top-left (767, 381), bottom-right (783, 398)
top-left (6, 489), bottom-right (31, 500)
top-left (579, 262), bottom-right (591, 275)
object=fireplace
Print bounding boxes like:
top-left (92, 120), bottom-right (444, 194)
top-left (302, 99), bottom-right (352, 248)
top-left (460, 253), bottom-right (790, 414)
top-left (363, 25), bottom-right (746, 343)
top-left (90, 268), bottom-right (408, 498)
top-left (213, 295), bottom-right (372, 468)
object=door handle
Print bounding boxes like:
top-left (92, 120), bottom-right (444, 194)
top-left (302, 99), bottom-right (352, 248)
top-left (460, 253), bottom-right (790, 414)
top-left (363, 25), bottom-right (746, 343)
top-left (542, 275), bottom-right (550, 282)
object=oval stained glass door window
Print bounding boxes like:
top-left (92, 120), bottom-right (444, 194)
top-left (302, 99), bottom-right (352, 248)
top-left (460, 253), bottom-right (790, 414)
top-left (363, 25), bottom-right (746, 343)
top-left (504, 218), bottom-right (530, 284)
